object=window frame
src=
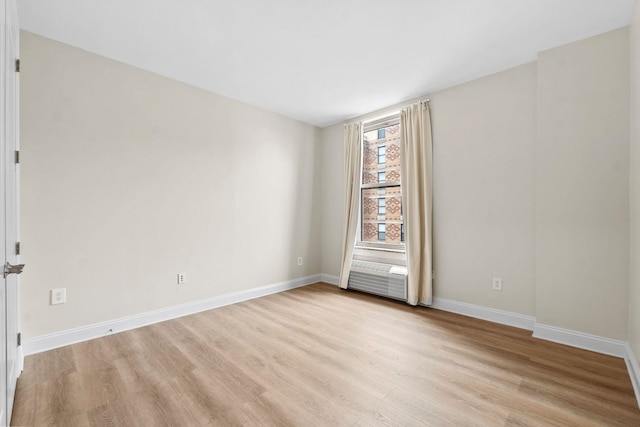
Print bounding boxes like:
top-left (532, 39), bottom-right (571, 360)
top-left (357, 114), bottom-right (404, 251)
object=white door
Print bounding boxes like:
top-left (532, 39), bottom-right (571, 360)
top-left (3, 1), bottom-right (21, 425)
top-left (0, 0), bottom-right (7, 425)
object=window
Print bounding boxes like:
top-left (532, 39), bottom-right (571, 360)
top-left (360, 115), bottom-right (403, 246)
top-left (378, 197), bottom-right (386, 216)
top-left (377, 146), bottom-right (386, 164)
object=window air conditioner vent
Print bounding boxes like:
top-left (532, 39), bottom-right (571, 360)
top-left (348, 261), bottom-right (407, 301)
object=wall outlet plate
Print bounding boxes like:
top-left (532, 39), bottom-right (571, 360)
top-left (297, 257), bottom-right (303, 266)
top-left (177, 273), bottom-right (186, 284)
top-left (492, 277), bottom-right (503, 291)
top-left (51, 288), bottom-right (66, 305)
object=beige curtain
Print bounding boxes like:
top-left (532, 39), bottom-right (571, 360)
top-left (400, 102), bottom-right (433, 305)
top-left (339, 122), bottom-right (362, 289)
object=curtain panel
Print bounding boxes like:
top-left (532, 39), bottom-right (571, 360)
top-left (400, 103), bottom-right (433, 305)
top-left (339, 122), bottom-right (362, 289)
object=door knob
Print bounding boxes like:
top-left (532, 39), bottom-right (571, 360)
top-left (4, 262), bottom-right (24, 278)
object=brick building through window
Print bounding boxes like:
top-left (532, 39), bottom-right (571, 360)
top-left (361, 118), bottom-right (404, 244)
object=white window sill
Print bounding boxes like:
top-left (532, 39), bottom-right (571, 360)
top-left (354, 244), bottom-right (405, 254)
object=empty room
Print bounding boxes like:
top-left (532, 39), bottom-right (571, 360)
top-left (2, 0), bottom-right (640, 425)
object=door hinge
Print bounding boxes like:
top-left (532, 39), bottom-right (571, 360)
top-left (16, 242), bottom-right (20, 255)
top-left (15, 151), bottom-right (19, 164)
top-left (17, 332), bottom-right (21, 347)
top-left (15, 59), bottom-right (20, 73)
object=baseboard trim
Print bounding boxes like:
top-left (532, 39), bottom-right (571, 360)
top-left (431, 297), bottom-right (536, 331)
top-left (624, 343), bottom-right (640, 408)
top-left (320, 274), bottom-right (339, 286)
top-left (23, 274), bottom-right (322, 356)
top-left (532, 323), bottom-right (627, 358)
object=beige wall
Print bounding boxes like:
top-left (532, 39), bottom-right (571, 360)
top-left (319, 123), bottom-right (343, 277)
top-left (536, 28), bottom-right (630, 340)
top-left (430, 63), bottom-right (537, 315)
top-left (629, 1), bottom-right (640, 357)
top-left (20, 32), bottom-right (321, 338)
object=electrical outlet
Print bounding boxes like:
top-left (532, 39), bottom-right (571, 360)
top-left (177, 273), bottom-right (186, 284)
top-left (492, 277), bottom-right (503, 291)
top-left (297, 257), bottom-right (303, 266)
top-left (51, 288), bottom-right (66, 305)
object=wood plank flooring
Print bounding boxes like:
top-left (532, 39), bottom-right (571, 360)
top-left (11, 283), bottom-right (640, 426)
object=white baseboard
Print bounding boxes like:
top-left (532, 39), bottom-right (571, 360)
top-left (532, 323), bottom-right (627, 358)
top-left (320, 274), bottom-right (339, 286)
top-left (23, 274), bottom-right (322, 356)
top-left (624, 343), bottom-right (640, 408)
top-left (431, 297), bottom-right (536, 331)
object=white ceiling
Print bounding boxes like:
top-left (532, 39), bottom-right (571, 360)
top-left (17, 0), bottom-right (636, 127)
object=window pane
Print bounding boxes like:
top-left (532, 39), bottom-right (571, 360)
top-left (378, 198), bottom-right (386, 216)
top-left (361, 188), bottom-right (379, 242)
top-left (362, 124), bottom-right (400, 185)
top-left (362, 190), bottom-right (402, 243)
top-left (378, 146), bottom-right (386, 164)
top-left (359, 120), bottom-right (403, 246)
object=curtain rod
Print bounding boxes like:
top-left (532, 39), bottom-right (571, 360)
top-left (347, 98), bottom-right (430, 127)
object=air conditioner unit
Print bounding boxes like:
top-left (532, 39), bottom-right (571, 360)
top-left (348, 260), bottom-right (408, 301)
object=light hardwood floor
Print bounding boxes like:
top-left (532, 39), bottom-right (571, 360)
top-left (11, 283), bottom-right (640, 426)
